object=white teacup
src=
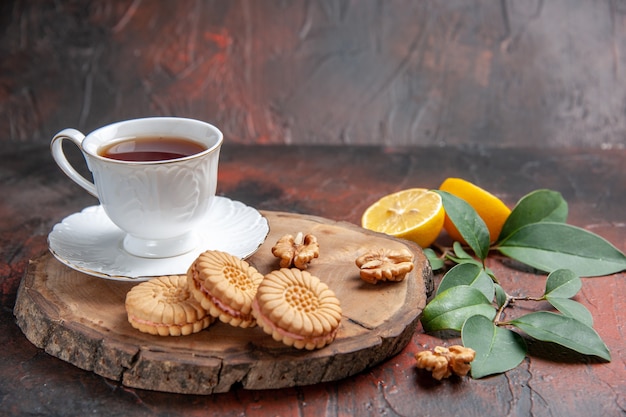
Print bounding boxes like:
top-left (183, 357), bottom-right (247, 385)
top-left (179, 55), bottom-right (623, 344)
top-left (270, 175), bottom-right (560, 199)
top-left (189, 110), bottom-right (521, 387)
top-left (51, 117), bottom-right (223, 258)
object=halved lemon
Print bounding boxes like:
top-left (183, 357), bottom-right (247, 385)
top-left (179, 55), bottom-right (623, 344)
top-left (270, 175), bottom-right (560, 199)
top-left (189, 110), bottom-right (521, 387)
top-left (439, 177), bottom-right (511, 244)
top-left (361, 188), bottom-right (445, 248)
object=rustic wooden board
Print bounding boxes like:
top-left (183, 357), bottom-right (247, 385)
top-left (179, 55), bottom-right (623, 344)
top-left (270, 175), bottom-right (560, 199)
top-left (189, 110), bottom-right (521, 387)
top-left (14, 211), bottom-right (431, 394)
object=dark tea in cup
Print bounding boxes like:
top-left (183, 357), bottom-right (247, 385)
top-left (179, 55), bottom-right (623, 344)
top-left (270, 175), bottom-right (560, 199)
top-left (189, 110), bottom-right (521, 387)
top-left (99, 136), bottom-right (207, 162)
top-left (51, 117), bottom-right (223, 258)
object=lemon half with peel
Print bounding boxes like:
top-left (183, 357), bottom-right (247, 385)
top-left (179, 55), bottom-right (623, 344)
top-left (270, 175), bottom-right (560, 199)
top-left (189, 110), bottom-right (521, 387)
top-left (361, 188), bottom-right (445, 248)
top-left (439, 177), bottom-right (511, 244)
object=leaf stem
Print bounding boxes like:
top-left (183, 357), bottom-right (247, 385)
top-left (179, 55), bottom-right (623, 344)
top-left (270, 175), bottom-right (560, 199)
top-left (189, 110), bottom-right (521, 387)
top-left (495, 294), bottom-right (512, 324)
top-left (494, 293), bottom-right (544, 324)
top-left (432, 242), bottom-right (451, 258)
top-left (511, 295), bottom-right (545, 302)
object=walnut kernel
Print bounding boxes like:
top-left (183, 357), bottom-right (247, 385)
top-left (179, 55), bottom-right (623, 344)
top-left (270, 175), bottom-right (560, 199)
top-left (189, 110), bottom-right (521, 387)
top-left (355, 248), bottom-right (414, 284)
top-left (415, 345), bottom-right (476, 380)
top-left (271, 232), bottom-right (320, 270)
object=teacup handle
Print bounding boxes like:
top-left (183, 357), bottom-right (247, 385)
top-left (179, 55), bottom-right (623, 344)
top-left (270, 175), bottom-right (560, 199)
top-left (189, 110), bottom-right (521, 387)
top-left (51, 128), bottom-right (99, 198)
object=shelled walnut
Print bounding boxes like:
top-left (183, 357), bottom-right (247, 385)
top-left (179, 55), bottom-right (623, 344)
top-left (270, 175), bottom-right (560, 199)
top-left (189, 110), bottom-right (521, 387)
top-left (415, 345), bottom-right (476, 380)
top-left (355, 248), bottom-right (414, 284)
top-left (271, 232), bottom-right (320, 270)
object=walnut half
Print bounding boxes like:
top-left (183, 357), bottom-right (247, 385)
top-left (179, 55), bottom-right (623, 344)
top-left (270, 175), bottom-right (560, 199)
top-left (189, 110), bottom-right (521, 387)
top-left (355, 248), bottom-right (414, 284)
top-left (415, 345), bottom-right (476, 380)
top-left (271, 232), bottom-right (320, 270)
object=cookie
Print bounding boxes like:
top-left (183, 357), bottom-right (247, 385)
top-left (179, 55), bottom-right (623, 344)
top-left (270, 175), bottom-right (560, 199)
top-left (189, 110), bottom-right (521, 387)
top-left (125, 274), bottom-right (213, 336)
top-left (187, 250), bottom-right (264, 328)
top-left (252, 268), bottom-right (342, 350)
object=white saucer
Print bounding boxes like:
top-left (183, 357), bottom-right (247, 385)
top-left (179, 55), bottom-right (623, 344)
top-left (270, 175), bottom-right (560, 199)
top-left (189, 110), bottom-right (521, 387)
top-left (48, 196), bottom-right (269, 281)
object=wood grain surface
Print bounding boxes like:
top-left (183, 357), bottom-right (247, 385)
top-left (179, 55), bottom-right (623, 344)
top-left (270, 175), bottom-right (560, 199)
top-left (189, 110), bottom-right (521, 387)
top-left (14, 211), bottom-right (430, 394)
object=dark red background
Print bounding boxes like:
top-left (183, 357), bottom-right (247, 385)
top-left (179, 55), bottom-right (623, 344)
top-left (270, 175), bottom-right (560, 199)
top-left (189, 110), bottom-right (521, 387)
top-left (2, 1), bottom-right (626, 148)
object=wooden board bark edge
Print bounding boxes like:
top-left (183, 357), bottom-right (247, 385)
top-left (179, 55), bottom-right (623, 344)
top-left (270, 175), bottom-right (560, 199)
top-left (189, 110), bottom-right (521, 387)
top-left (14, 211), bottom-right (432, 394)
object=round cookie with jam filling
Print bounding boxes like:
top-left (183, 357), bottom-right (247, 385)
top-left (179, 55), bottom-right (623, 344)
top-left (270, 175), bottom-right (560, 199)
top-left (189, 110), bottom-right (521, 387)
top-left (252, 268), bottom-right (342, 350)
top-left (125, 274), bottom-right (214, 336)
top-left (187, 250), bottom-right (264, 328)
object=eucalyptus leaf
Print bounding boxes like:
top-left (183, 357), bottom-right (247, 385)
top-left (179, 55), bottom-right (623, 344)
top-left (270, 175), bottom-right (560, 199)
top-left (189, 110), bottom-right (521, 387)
top-left (436, 263), bottom-right (495, 301)
top-left (544, 269), bottom-right (581, 298)
top-left (546, 297), bottom-right (594, 327)
top-left (498, 189), bottom-right (568, 241)
top-left (436, 190), bottom-right (490, 261)
top-left (421, 285), bottom-right (496, 332)
top-left (497, 222), bottom-right (626, 277)
top-left (510, 312), bottom-right (610, 361)
top-left (423, 248), bottom-right (445, 271)
top-left (462, 315), bottom-right (527, 379)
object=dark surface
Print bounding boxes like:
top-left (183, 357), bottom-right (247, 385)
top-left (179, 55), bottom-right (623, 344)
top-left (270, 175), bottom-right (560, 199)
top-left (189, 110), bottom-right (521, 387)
top-left (2, 0), bottom-right (626, 148)
top-left (1, 144), bottom-right (625, 416)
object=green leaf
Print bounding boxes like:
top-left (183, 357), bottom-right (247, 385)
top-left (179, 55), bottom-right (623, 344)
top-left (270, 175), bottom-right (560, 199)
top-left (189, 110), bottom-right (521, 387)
top-left (446, 242), bottom-right (485, 268)
top-left (497, 222), bottom-right (626, 277)
top-left (498, 189), bottom-right (568, 241)
top-left (509, 312), bottom-right (610, 361)
top-left (494, 283), bottom-right (507, 308)
top-left (544, 269), bottom-right (581, 298)
top-left (545, 297), bottom-right (594, 327)
top-left (423, 248), bottom-right (445, 270)
top-left (436, 190), bottom-right (491, 261)
top-left (436, 263), bottom-right (495, 301)
top-left (453, 241), bottom-right (474, 260)
top-left (421, 286), bottom-right (496, 332)
top-left (445, 253), bottom-right (482, 267)
top-left (462, 315), bottom-right (527, 378)
top-left (444, 252), bottom-right (498, 280)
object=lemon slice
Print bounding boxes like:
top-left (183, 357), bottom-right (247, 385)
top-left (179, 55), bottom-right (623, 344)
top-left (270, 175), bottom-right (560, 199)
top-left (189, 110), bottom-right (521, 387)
top-left (439, 177), bottom-right (511, 244)
top-left (361, 188), bottom-right (445, 248)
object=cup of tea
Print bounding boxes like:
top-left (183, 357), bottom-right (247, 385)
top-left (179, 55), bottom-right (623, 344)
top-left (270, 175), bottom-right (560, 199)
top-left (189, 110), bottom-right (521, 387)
top-left (51, 117), bottom-right (223, 258)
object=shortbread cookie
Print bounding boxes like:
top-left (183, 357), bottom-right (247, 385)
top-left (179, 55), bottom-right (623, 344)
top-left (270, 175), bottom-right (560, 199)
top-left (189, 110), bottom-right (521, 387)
top-left (252, 268), bottom-right (342, 350)
top-left (188, 250), bottom-right (264, 328)
top-left (125, 275), bottom-right (213, 336)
